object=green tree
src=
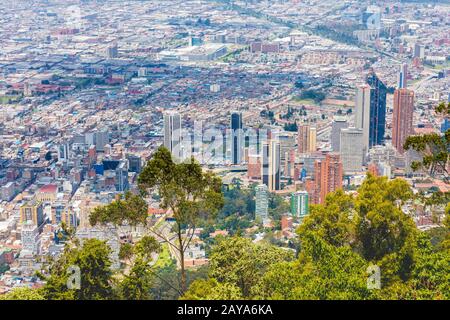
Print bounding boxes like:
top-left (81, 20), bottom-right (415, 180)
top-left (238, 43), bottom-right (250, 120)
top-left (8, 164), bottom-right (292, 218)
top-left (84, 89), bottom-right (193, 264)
top-left (40, 239), bottom-right (114, 300)
top-left (181, 278), bottom-right (242, 300)
top-left (0, 287), bottom-right (45, 300)
top-left (257, 234), bottom-right (373, 300)
top-left (90, 191), bottom-right (148, 228)
top-left (118, 236), bottom-right (160, 300)
top-left (352, 175), bottom-right (418, 286)
top-left (298, 190), bottom-right (354, 247)
top-left (138, 146), bottom-right (224, 292)
top-left (208, 236), bottom-right (294, 297)
top-left (404, 102), bottom-right (449, 182)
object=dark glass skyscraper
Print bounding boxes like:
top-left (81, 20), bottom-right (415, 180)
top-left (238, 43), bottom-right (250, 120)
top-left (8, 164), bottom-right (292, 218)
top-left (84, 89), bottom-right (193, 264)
top-left (366, 71), bottom-right (387, 148)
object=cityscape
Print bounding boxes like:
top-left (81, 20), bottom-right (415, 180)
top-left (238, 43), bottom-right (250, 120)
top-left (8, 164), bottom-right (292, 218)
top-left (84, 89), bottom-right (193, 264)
top-left (0, 0), bottom-right (449, 301)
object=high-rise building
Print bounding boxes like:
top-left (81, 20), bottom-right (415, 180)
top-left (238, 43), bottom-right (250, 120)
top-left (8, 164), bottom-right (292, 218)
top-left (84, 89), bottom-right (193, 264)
top-left (305, 178), bottom-right (320, 205)
top-left (397, 63), bottom-right (408, 89)
top-left (95, 130), bottom-right (110, 152)
top-left (297, 125), bottom-right (316, 153)
top-left (340, 128), bottom-right (364, 173)
top-left (106, 43), bottom-right (118, 59)
top-left (313, 153), bottom-right (343, 204)
top-left (230, 112), bottom-right (243, 164)
top-left (261, 142), bottom-right (269, 186)
top-left (362, 5), bottom-right (381, 30)
top-left (268, 140), bottom-right (281, 192)
top-left (255, 184), bottom-right (269, 220)
top-left (355, 72), bottom-right (387, 151)
top-left (392, 89), bottom-right (414, 154)
top-left (355, 84), bottom-right (371, 153)
top-left (115, 161), bottom-right (129, 192)
top-left (20, 201), bottom-right (44, 227)
top-left (163, 111), bottom-right (182, 159)
top-left (290, 191), bottom-right (309, 218)
top-left (331, 118), bottom-right (349, 151)
top-left (126, 154), bottom-right (142, 173)
top-left (441, 118), bottom-right (450, 134)
top-left (283, 149), bottom-right (296, 178)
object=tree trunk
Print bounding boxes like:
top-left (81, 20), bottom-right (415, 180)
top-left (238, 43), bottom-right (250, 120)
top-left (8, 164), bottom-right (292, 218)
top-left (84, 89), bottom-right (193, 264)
top-left (177, 223), bottom-right (186, 293)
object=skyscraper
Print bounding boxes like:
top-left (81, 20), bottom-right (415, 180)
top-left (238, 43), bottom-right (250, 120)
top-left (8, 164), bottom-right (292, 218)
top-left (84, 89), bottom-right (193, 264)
top-left (58, 143), bottom-right (70, 162)
top-left (355, 72), bottom-right (387, 151)
top-left (268, 140), bottom-right (281, 192)
top-left (21, 221), bottom-right (40, 255)
top-left (398, 63), bottom-right (408, 89)
top-left (392, 89), bottom-right (414, 154)
top-left (331, 118), bottom-right (349, 151)
top-left (261, 142), bottom-right (269, 186)
top-left (413, 43), bottom-right (425, 59)
top-left (230, 112), bottom-right (243, 164)
top-left (362, 5), bottom-right (381, 30)
top-left (95, 130), bottom-right (110, 152)
top-left (313, 153), bottom-right (343, 204)
top-left (126, 154), bottom-right (142, 173)
top-left (106, 43), bottom-right (118, 59)
top-left (340, 127), bottom-right (364, 173)
top-left (255, 184), bottom-right (268, 220)
top-left (297, 125), bottom-right (316, 154)
top-left (163, 111), bottom-right (181, 159)
top-left (367, 72), bottom-right (387, 148)
top-left (290, 191), bottom-right (309, 218)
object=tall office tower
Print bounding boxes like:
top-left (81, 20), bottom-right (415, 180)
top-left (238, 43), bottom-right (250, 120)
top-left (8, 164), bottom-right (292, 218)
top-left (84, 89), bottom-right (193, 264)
top-left (398, 63), bottom-right (408, 89)
top-left (331, 118), bottom-right (349, 151)
top-left (230, 112), bottom-right (243, 164)
top-left (314, 153), bottom-right (343, 204)
top-left (164, 111), bottom-right (182, 159)
top-left (20, 201), bottom-right (44, 227)
top-left (21, 221), bottom-right (40, 255)
top-left (261, 142), bottom-right (269, 186)
top-left (290, 191), bottom-right (309, 218)
top-left (268, 140), bottom-right (281, 192)
top-left (392, 89), bottom-right (414, 154)
top-left (305, 177), bottom-right (320, 205)
top-left (115, 161), bottom-right (129, 192)
top-left (356, 72), bottom-right (387, 151)
top-left (355, 84), bottom-right (371, 153)
top-left (340, 128), bottom-right (364, 173)
top-left (255, 184), bottom-right (269, 220)
top-left (362, 5), bottom-right (381, 30)
top-left (283, 149), bottom-right (296, 178)
top-left (297, 125), bottom-right (316, 153)
top-left (248, 155), bottom-right (261, 179)
top-left (106, 43), bottom-right (118, 58)
top-left (309, 127), bottom-right (317, 152)
top-left (126, 154), bottom-right (142, 173)
top-left (95, 130), bottom-right (110, 152)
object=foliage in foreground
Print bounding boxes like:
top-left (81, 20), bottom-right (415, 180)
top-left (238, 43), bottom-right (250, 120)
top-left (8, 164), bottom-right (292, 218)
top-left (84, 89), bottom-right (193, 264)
top-left (184, 175), bottom-right (449, 300)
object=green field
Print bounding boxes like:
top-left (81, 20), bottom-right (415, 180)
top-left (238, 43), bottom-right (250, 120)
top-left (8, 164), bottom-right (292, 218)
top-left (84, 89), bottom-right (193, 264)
top-left (153, 243), bottom-right (173, 268)
top-left (0, 95), bottom-right (21, 104)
